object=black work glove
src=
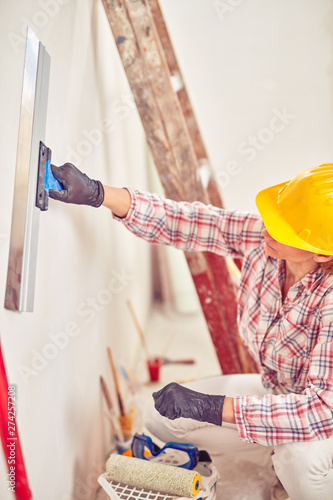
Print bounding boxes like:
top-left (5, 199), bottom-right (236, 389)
top-left (49, 163), bottom-right (104, 207)
top-left (153, 382), bottom-right (225, 426)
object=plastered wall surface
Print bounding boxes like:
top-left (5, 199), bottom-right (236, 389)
top-left (1, 1), bottom-right (333, 499)
top-left (0, 1), bottom-right (151, 499)
top-left (160, 0), bottom-right (333, 210)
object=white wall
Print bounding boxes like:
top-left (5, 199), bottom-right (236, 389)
top-left (1, 0), bottom-right (333, 499)
top-left (160, 0), bottom-right (333, 210)
top-left (0, 1), bottom-right (151, 499)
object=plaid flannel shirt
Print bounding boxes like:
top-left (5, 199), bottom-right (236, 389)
top-left (114, 189), bottom-right (333, 446)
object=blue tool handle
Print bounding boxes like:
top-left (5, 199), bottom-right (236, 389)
top-left (44, 160), bottom-right (62, 194)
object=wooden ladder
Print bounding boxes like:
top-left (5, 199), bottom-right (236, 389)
top-left (101, 0), bottom-right (257, 374)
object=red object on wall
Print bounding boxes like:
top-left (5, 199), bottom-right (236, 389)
top-left (0, 343), bottom-right (32, 499)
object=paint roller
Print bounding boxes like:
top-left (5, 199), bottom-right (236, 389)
top-left (106, 454), bottom-right (201, 497)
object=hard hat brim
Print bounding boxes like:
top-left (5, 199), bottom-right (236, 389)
top-left (255, 181), bottom-right (333, 255)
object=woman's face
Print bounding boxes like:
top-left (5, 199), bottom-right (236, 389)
top-left (261, 228), bottom-right (318, 264)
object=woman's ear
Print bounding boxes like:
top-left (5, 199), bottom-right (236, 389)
top-left (313, 254), bottom-right (333, 263)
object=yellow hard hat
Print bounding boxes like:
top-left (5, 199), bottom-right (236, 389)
top-left (255, 164), bottom-right (333, 255)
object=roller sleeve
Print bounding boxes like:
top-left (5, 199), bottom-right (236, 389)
top-left (106, 454), bottom-right (201, 497)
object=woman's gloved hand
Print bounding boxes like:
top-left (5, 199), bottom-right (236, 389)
top-left (153, 382), bottom-right (225, 426)
top-left (49, 163), bottom-right (104, 207)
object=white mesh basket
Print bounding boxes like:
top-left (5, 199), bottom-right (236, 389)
top-left (98, 453), bottom-right (219, 500)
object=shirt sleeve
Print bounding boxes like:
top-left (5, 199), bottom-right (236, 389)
top-left (112, 189), bottom-right (264, 258)
top-left (234, 308), bottom-right (333, 446)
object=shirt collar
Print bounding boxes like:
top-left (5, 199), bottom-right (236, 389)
top-left (300, 266), bottom-right (325, 290)
top-left (278, 260), bottom-right (325, 292)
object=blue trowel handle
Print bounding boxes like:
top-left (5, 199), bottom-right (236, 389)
top-left (36, 141), bottom-right (63, 211)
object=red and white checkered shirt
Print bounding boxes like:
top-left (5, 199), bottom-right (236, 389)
top-left (114, 189), bottom-right (333, 446)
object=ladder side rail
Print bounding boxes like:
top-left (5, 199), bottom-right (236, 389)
top-left (100, 0), bottom-right (242, 373)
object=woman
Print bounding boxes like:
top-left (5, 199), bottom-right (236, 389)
top-left (49, 163), bottom-right (333, 500)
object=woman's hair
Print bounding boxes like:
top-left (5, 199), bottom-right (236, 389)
top-left (319, 259), bottom-right (333, 275)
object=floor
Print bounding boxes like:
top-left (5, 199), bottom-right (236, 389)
top-left (97, 304), bottom-right (274, 500)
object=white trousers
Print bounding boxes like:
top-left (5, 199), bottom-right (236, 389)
top-left (144, 374), bottom-right (333, 500)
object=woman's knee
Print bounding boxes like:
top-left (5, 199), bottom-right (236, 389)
top-left (272, 442), bottom-right (312, 479)
top-left (272, 439), bottom-right (333, 499)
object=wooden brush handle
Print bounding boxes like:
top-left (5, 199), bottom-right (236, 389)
top-left (107, 347), bottom-right (125, 416)
top-left (126, 300), bottom-right (151, 358)
top-left (100, 376), bottom-right (113, 410)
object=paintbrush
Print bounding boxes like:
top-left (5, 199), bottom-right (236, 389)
top-left (120, 364), bottom-right (136, 395)
top-left (100, 375), bottom-right (124, 442)
top-left (100, 375), bottom-right (113, 410)
top-left (160, 357), bottom-right (195, 365)
top-left (107, 347), bottom-right (125, 417)
top-left (126, 300), bottom-right (151, 360)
